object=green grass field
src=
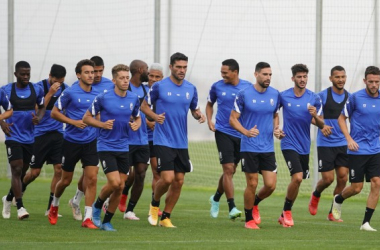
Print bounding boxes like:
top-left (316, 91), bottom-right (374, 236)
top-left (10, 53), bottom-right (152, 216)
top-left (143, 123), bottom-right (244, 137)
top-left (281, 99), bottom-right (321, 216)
top-left (0, 178), bottom-right (379, 249)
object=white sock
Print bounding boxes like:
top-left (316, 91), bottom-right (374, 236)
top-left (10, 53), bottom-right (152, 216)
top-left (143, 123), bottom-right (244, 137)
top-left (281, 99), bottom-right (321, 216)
top-left (72, 188), bottom-right (84, 206)
top-left (84, 206), bottom-right (92, 221)
top-left (52, 196), bottom-right (60, 207)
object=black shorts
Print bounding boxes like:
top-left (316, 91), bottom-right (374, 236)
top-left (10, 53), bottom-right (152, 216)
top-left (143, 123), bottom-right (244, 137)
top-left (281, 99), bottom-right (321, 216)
top-left (61, 139), bottom-right (98, 172)
top-left (98, 151), bottom-right (129, 175)
top-left (317, 146), bottom-right (348, 172)
top-left (215, 130), bottom-right (241, 165)
top-left (241, 152), bottom-right (277, 174)
top-left (30, 132), bottom-right (63, 169)
top-left (5, 140), bottom-right (33, 164)
top-left (149, 141), bottom-right (156, 158)
top-left (282, 150), bottom-right (310, 179)
top-left (155, 145), bottom-right (193, 173)
top-left (348, 154), bottom-right (380, 183)
top-left (129, 144), bottom-right (150, 166)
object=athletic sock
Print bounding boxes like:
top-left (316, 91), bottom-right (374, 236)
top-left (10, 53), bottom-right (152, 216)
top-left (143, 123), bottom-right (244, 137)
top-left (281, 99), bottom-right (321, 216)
top-left (47, 192), bottom-right (54, 210)
top-left (126, 200), bottom-right (137, 212)
top-left (329, 202), bottom-right (333, 214)
top-left (22, 182), bottom-right (28, 192)
top-left (6, 188), bottom-right (14, 202)
top-left (363, 207), bottom-right (375, 224)
top-left (254, 194), bottom-right (263, 206)
top-left (245, 208), bottom-right (253, 222)
top-left (227, 198), bottom-right (236, 211)
top-left (102, 210), bottom-right (114, 224)
top-left (72, 188), bottom-right (84, 206)
top-left (151, 198), bottom-right (160, 207)
top-left (213, 190), bottom-right (223, 202)
top-left (94, 197), bottom-right (105, 209)
top-left (161, 211), bottom-right (170, 220)
top-left (52, 196), bottom-right (60, 207)
top-left (84, 206), bottom-right (92, 220)
top-left (122, 184), bottom-right (131, 196)
top-left (283, 198), bottom-right (293, 211)
top-left (16, 198), bottom-right (24, 209)
top-left (335, 194), bottom-right (345, 204)
top-left (313, 189), bottom-right (321, 198)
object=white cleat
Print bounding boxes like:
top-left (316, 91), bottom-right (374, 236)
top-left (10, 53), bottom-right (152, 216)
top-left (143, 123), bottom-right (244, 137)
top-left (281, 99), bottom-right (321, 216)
top-left (17, 207), bottom-right (29, 220)
top-left (68, 198), bottom-right (82, 221)
top-left (360, 222), bottom-right (377, 232)
top-left (331, 195), bottom-right (342, 220)
top-left (2, 196), bottom-right (11, 219)
top-left (124, 211), bottom-right (140, 220)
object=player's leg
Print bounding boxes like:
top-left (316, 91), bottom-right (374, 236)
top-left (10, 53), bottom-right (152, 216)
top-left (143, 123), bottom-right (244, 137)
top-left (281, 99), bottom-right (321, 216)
top-left (244, 172), bottom-right (259, 229)
top-left (119, 164), bottom-right (135, 212)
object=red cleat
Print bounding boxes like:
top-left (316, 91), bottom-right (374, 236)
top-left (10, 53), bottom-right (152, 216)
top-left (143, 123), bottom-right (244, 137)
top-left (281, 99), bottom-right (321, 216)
top-left (278, 215), bottom-right (292, 228)
top-left (282, 210), bottom-right (294, 226)
top-left (81, 218), bottom-right (98, 229)
top-left (48, 205), bottom-right (59, 225)
top-left (118, 194), bottom-right (127, 212)
top-left (252, 205), bottom-right (261, 225)
top-left (327, 213), bottom-right (343, 222)
top-left (308, 193), bottom-right (320, 216)
top-left (245, 220), bottom-right (260, 229)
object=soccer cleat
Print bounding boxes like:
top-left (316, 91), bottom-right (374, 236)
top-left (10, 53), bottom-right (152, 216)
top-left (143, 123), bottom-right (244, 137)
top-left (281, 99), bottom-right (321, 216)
top-left (308, 193), bottom-right (320, 216)
top-left (124, 211), bottom-right (140, 220)
top-left (245, 220), bottom-right (260, 229)
top-left (252, 205), bottom-right (261, 225)
top-left (209, 195), bottom-right (219, 218)
top-left (278, 215), bottom-right (292, 228)
top-left (101, 222), bottom-right (117, 231)
top-left (48, 205), bottom-right (59, 225)
top-left (2, 195), bottom-right (11, 219)
top-left (45, 209), bottom-right (62, 217)
top-left (229, 207), bottom-right (242, 220)
top-left (118, 194), bottom-right (127, 212)
top-left (159, 218), bottom-right (176, 228)
top-left (92, 203), bottom-right (102, 228)
top-left (331, 195), bottom-right (342, 220)
top-left (327, 213), bottom-right (343, 222)
top-left (102, 198), bottom-right (109, 213)
top-left (17, 207), bottom-right (29, 220)
top-left (148, 204), bottom-right (159, 226)
top-left (81, 218), bottom-right (98, 229)
top-left (360, 222), bottom-right (377, 232)
top-left (282, 210), bottom-right (294, 226)
top-left (69, 198), bottom-right (82, 221)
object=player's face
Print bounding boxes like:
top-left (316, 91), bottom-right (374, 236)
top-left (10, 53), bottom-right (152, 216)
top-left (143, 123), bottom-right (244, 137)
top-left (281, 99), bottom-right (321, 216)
top-left (77, 65), bottom-right (94, 86)
top-left (148, 69), bottom-right (163, 87)
top-left (364, 74), bottom-right (380, 97)
top-left (113, 70), bottom-right (130, 91)
top-left (254, 67), bottom-right (272, 88)
top-left (170, 60), bottom-right (187, 82)
top-left (140, 63), bottom-right (149, 82)
top-left (292, 72), bottom-right (308, 89)
top-left (330, 70), bottom-right (346, 90)
top-left (14, 68), bottom-right (31, 87)
top-left (50, 76), bottom-right (65, 85)
top-left (221, 65), bottom-right (238, 84)
top-left (93, 65), bottom-right (104, 83)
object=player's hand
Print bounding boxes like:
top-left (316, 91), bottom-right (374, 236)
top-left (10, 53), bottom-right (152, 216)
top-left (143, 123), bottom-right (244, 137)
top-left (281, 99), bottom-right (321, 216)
top-left (147, 120), bottom-right (155, 130)
top-left (197, 113), bottom-right (206, 124)
top-left (1, 122), bottom-right (13, 136)
top-left (307, 105), bottom-right (317, 118)
top-left (207, 120), bottom-right (216, 132)
top-left (245, 125), bottom-right (259, 137)
top-left (73, 120), bottom-right (87, 129)
top-left (32, 112), bottom-right (40, 125)
top-left (347, 137), bottom-right (359, 151)
top-left (273, 125), bottom-right (285, 140)
top-left (321, 125), bottom-right (333, 137)
top-left (155, 112), bottom-right (165, 124)
top-left (102, 119), bottom-right (115, 130)
top-left (48, 82), bottom-right (62, 95)
top-left (129, 121), bottom-right (140, 131)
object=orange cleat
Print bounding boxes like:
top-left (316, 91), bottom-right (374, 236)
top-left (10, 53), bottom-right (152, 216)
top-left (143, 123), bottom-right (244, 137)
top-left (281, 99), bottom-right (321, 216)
top-left (252, 205), bottom-right (261, 225)
top-left (118, 194), bottom-right (127, 212)
top-left (81, 218), bottom-right (98, 229)
top-left (282, 210), bottom-right (294, 226)
top-left (245, 220), bottom-right (260, 230)
top-left (327, 213), bottom-right (343, 222)
top-left (308, 193), bottom-right (320, 216)
top-left (48, 205), bottom-right (59, 225)
top-left (278, 215), bottom-right (292, 228)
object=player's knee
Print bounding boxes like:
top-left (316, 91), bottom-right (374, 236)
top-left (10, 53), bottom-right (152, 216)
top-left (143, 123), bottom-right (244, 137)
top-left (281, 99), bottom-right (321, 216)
top-left (86, 175), bottom-right (98, 187)
top-left (371, 178), bottom-right (380, 189)
top-left (352, 185), bottom-right (363, 195)
top-left (323, 176), bottom-right (334, 185)
top-left (61, 177), bottom-right (72, 187)
top-left (265, 182), bottom-right (276, 193)
top-left (336, 175), bottom-right (348, 185)
top-left (110, 180), bottom-right (122, 191)
top-left (292, 175), bottom-right (303, 185)
top-left (31, 169), bottom-right (41, 179)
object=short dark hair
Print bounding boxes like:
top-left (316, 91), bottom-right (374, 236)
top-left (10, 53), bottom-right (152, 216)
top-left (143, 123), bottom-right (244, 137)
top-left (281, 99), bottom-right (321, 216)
top-left (75, 59), bottom-right (95, 74)
top-left (112, 64), bottom-right (130, 78)
top-left (222, 59), bottom-right (239, 73)
top-left (170, 52), bottom-right (188, 65)
top-left (291, 64), bottom-right (309, 76)
top-left (255, 62), bottom-right (271, 72)
top-left (15, 61), bottom-right (30, 71)
top-left (50, 64), bottom-right (66, 78)
top-left (365, 66), bottom-right (380, 78)
top-left (90, 56), bottom-right (104, 67)
top-left (330, 65), bottom-right (345, 76)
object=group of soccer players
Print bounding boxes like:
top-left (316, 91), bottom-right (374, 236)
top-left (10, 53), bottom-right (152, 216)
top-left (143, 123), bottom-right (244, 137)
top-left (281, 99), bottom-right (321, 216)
top-left (1, 53), bottom-right (380, 232)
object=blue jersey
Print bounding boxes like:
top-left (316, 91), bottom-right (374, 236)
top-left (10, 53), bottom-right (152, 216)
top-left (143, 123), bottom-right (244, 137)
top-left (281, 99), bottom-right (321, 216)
top-left (55, 84), bottom-right (98, 144)
top-left (233, 86), bottom-right (280, 153)
top-left (207, 79), bottom-right (252, 138)
top-left (146, 77), bottom-right (199, 149)
top-left (280, 88), bottom-right (322, 154)
top-left (2, 83), bottom-right (44, 144)
top-left (317, 88), bottom-right (350, 147)
top-left (90, 90), bottom-right (140, 152)
top-left (343, 89), bottom-right (380, 155)
top-left (127, 83), bottom-right (149, 145)
top-left (34, 80), bottom-right (69, 137)
top-left (73, 77), bottom-right (114, 95)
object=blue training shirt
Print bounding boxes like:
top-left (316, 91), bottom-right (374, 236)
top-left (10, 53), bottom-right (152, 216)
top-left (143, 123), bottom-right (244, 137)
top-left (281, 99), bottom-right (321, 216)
top-left (233, 85), bottom-right (280, 153)
top-left (207, 79), bottom-right (252, 138)
top-left (280, 88), bottom-right (322, 154)
top-left (90, 90), bottom-right (140, 152)
top-left (343, 89), bottom-right (380, 155)
top-left (146, 77), bottom-right (199, 149)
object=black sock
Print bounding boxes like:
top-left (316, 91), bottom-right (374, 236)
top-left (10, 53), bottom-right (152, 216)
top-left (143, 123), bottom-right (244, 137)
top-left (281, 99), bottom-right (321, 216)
top-left (122, 185), bottom-right (131, 196)
top-left (47, 192), bottom-right (54, 211)
top-left (16, 198), bottom-right (23, 209)
top-left (363, 207), bottom-right (375, 224)
top-left (151, 198), bottom-right (160, 207)
top-left (103, 210), bottom-right (114, 224)
top-left (213, 190), bottom-right (223, 202)
top-left (161, 211), bottom-right (170, 220)
top-left (22, 182), bottom-right (27, 192)
top-left (283, 198), bottom-right (293, 211)
top-left (313, 189), bottom-right (321, 198)
top-left (6, 188), bottom-right (14, 202)
top-left (335, 194), bottom-right (345, 204)
top-left (254, 194), bottom-right (262, 206)
top-left (227, 198), bottom-right (236, 211)
top-left (245, 208), bottom-right (253, 222)
top-left (152, 192), bottom-right (154, 200)
top-left (126, 200), bottom-right (137, 212)
top-left (94, 197), bottom-right (105, 209)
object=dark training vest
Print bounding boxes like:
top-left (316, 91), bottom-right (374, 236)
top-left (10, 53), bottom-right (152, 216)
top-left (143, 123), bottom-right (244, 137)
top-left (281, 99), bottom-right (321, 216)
top-left (10, 82), bottom-right (37, 111)
top-left (128, 83), bottom-right (148, 105)
top-left (322, 87), bottom-right (348, 119)
top-left (43, 79), bottom-right (65, 110)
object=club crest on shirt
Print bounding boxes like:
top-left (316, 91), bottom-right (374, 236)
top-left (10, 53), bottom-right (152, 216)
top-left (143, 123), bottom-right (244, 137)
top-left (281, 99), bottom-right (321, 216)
top-left (252, 99), bottom-right (256, 103)
top-left (222, 92), bottom-right (226, 96)
top-left (270, 99), bottom-right (274, 106)
top-left (363, 104), bottom-right (366, 108)
top-left (186, 92), bottom-right (190, 99)
top-left (130, 103), bottom-right (133, 110)
top-left (287, 103), bottom-right (291, 107)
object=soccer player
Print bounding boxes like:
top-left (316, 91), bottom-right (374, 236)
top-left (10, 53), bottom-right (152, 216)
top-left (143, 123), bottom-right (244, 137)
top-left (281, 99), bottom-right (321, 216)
top-left (85, 64), bottom-right (141, 231)
top-left (230, 62), bottom-right (280, 229)
top-left (331, 66), bottom-right (380, 231)
top-left (275, 64), bottom-right (324, 227)
top-left (1, 61), bottom-right (45, 220)
top-left (309, 66), bottom-right (349, 221)
top-left (69, 56), bottom-right (114, 221)
top-left (207, 59), bottom-right (251, 219)
top-left (48, 59), bottom-right (99, 228)
top-left (141, 52), bottom-right (205, 227)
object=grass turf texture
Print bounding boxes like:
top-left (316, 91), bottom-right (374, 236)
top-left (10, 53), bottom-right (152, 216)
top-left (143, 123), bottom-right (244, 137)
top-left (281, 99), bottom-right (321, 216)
top-left (0, 178), bottom-right (379, 250)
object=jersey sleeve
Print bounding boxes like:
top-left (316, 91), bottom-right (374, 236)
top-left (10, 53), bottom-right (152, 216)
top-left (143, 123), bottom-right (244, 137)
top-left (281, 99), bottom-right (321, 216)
top-left (343, 93), bottom-right (355, 118)
top-left (55, 89), bottom-right (71, 111)
top-left (207, 84), bottom-right (217, 104)
top-left (89, 94), bottom-right (103, 116)
top-left (274, 91), bottom-right (281, 114)
top-left (146, 82), bottom-right (159, 105)
top-left (0, 89), bottom-right (11, 111)
top-left (233, 90), bottom-right (244, 114)
top-left (132, 96), bottom-right (140, 117)
top-left (35, 84), bottom-right (45, 107)
top-left (190, 86), bottom-right (199, 110)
